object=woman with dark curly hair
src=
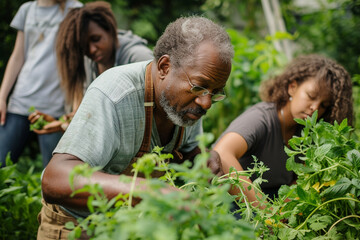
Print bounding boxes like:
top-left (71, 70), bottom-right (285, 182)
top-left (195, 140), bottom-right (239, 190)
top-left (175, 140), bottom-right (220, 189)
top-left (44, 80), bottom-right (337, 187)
top-left (213, 54), bottom-right (353, 206)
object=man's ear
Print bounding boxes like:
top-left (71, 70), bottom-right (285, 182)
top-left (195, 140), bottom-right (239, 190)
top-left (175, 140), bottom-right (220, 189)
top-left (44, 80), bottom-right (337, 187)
top-left (288, 81), bottom-right (298, 97)
top-left (157, 55), bottom-right (170, 80)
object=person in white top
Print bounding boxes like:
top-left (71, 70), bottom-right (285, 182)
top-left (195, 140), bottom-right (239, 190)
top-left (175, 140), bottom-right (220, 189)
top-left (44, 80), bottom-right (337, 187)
top-left (0, 0), bottom-right (82, 167)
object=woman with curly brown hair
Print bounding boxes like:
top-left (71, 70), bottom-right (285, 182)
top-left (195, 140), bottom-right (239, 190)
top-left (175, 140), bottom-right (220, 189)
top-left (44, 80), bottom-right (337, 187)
top-left (28, 1), bottom-right (153, 134)
top-left (213, 54), bottom-right (353, 206)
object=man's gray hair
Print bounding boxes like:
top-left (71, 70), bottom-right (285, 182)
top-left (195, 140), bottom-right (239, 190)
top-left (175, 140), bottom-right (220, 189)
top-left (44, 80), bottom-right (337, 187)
top-left (154, 16), bottom-right (234, 67)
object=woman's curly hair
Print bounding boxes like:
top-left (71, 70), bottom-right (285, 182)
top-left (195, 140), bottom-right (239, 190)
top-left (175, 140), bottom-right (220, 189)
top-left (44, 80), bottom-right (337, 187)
top-left (260, 54), bottom-right (354, 125)
top-left (56, 1), bottom-right (118, 107)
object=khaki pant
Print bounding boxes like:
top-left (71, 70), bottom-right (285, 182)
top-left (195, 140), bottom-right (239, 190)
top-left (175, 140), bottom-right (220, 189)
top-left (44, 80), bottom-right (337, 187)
top-left (37, 199), bottom-right (89, 240)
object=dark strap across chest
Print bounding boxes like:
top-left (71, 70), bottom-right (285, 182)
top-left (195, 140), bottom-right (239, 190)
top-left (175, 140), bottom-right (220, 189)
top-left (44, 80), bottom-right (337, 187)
top-left (122, 62), bottom-right (184, 176)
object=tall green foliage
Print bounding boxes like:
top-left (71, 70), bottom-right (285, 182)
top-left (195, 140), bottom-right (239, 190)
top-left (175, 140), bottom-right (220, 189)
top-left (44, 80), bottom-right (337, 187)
top-left (0, 154), bottom-right (42, 240)
top-left (103, 0), bottom-right (206, 46)
top-left (66, 135), bottom-right (257, 240)
top-left (282, 0), bottom-right (360, 75)
top-left (65, 115), bottom-right (360, 239)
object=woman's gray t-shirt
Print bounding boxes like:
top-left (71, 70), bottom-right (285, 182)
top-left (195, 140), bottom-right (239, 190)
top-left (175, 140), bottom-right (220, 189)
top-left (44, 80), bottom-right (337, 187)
top-left (217, 102), bottom-right (295, 189)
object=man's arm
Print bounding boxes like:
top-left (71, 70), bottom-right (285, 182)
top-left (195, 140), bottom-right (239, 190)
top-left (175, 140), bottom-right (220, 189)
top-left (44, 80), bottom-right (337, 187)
top-left (181, 146), bottom-right (223, 177)
top-left (42, 153), bottom-right (180, 209)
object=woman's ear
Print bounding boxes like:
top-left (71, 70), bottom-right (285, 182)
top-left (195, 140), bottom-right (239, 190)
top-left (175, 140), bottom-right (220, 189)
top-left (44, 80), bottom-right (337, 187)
top-left (157, 55), bottom-right (170, 80)
top-left (288, 81), bottom-right (298, 98)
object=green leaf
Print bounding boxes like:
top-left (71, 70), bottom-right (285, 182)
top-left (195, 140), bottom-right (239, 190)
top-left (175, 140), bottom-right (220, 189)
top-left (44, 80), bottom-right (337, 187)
top-left (28, 106), bottom-right (36, 113)
top-left (0, 186), bottom-right (23, 198)
top-left (346, 149), bottom-right (360, 169)
top-left (321, 177), bottom-right (352, 198)
top-left (310, 110), bottom-right (318, 125)
top-left (351, 178), bottom-right (360, 189)
top-left (278, 228), bottom-right (298, 240)
top-left (284, 146), bottom-right (299, 157)
top-left (0, 163), bottom-right (16, 183)
top-left (308, 214), bottom-right (333, 231)
top-left (286, 156), bottom-right (313, 173)
top-left (314, 144), bottom-right (332, 159)
top-left (65, 221), bottom-right (76, 230)
top-left (296, 185), bottom-right (309, 201)
top-left (4, 152), bottom-right (13, 167)
top-left (294, 118), bottom-right (306, 126)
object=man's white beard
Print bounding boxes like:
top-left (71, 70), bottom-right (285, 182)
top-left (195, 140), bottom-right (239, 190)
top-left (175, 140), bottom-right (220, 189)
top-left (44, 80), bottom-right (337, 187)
top-left (159, 91), bottom-right (198, 127)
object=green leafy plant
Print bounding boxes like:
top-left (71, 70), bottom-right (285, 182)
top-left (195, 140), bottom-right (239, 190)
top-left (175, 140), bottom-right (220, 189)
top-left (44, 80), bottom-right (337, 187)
top-left (0, 153), bottom-right (42, 240)
top-left (250, 112), bottom-right (360, 239)
top-left (66, 134), bottom-right (257, 240)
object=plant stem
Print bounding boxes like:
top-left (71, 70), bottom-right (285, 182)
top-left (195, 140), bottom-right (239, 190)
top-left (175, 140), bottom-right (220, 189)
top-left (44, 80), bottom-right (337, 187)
top-left (327, 215), bottom-right (360, 234)
top-left (128, 169), bottom-right (138, 209)
top-left (296, 197), bottom-right (360, 230)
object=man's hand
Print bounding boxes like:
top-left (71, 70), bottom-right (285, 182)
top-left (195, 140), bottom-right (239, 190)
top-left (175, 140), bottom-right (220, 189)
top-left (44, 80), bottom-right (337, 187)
top-left (180, 147), bottom-right (223, 177)
top-left (207, 150), bottom-right (224, 177)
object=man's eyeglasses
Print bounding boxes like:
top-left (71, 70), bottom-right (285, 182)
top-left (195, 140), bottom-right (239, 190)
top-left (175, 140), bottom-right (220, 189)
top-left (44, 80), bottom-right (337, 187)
top-left (181, 67), bottom-right (226, 102)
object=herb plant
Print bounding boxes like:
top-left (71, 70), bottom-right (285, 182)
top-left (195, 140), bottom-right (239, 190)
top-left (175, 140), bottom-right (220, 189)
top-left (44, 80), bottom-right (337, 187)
top-left (249, 112), bottom-right (360, 239)
top-left (66, 134), bottom-right (257, 240)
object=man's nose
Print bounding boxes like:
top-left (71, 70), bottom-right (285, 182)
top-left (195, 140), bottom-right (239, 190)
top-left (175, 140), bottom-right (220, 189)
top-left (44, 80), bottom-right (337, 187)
top-left (195, 95), bottom-right (212, 110)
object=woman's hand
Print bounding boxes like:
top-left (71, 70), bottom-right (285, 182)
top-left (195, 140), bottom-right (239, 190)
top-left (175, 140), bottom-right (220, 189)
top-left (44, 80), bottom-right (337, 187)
top-left (35, 120), bottom-right (64, 134)
top-left (28, 110), bottom-right (63, 134)
top-left (28, 110), bottom-right (56, 123)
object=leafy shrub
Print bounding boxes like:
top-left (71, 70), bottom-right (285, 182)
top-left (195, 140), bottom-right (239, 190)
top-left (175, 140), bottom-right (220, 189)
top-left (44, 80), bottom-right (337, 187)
top-left (0, 154), bottom-right (42, 240)
top-left (66, 134), bottom-right (257, 240)
top-left (248, 112), bottom-right (360, 239)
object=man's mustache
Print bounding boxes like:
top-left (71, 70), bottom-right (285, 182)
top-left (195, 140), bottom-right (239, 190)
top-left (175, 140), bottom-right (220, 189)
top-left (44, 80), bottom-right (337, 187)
top-left (186, 107), bottom-right (207, 116)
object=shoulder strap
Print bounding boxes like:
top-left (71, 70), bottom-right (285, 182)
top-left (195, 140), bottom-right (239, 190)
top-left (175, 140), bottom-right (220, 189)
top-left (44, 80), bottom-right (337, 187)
top-left (135, 63), bottom-right (185, 159)
top-left (135, 62), bottom-right (154, 157)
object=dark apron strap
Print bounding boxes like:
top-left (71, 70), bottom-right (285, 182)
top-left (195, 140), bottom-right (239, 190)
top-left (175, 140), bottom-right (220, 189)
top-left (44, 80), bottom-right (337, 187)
top-left (135, 62), bottom-right (154, 158)
top-left (123, 62), bottom-right (185, 176)
top-left (136, 63), bottom-right (184, 159)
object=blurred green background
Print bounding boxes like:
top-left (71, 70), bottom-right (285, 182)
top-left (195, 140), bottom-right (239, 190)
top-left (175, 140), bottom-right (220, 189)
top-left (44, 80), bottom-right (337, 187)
top-left (1, 0), bottom-right (360, 148)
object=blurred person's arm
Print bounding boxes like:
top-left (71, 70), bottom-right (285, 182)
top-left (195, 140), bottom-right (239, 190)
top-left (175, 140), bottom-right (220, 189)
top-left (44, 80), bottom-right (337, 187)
top-left (0, 31), bottom-right (25, 125)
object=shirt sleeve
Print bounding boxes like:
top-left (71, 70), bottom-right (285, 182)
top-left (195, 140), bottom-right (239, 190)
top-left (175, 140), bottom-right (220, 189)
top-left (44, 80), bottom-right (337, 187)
top-left (220, 106), bottom-right (268, 152)
top-left (54, 87), bottom-right (121, 168)
top-left (10, 2), bottom-right (32, 31)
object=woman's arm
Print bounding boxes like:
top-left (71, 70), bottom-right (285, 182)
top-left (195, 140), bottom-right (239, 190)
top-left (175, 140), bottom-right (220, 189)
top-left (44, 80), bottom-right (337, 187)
top-left (0, 31), bottom-right (25, 125)
top-left (213, 132), bottom-right (264, 207)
